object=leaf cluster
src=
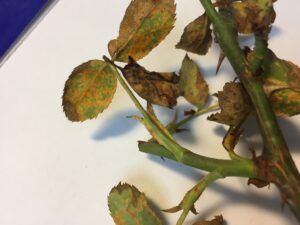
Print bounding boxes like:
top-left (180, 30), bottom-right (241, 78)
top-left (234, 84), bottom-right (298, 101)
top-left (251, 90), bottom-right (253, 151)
top-left (62, 0), bottom-right (300, 224)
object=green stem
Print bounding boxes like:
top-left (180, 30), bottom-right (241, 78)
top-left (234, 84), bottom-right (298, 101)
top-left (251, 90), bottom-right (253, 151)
top-left (177, 171), bottom-right (223, 225)
top-left (198, 0), bottom-right (300, 220)
top-left (139, 141), bottom-right (256, 178)
top-left (249, 33), bottom-right (268, 74)
top-left (168, 104), bottom-right (219, 133)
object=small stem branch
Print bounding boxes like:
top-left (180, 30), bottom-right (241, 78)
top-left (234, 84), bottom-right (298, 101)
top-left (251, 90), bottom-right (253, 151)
top-left (177, 171), bottom-right (223, 225)
top-left (170, 104), bottom-right (219, 132)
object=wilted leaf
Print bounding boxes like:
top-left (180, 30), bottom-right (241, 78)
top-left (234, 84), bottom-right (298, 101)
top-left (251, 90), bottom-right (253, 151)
top-left (262, 49), bottom-right (300, 116)
top-left (108, 0), bottom-right (176, 62)
top-left (208, 82), bottom-right (251, 126)
top-left (108, 183), bottom-right (162, 225)
top-left (63, 60), bottom-right (118, 122)
top-left (230, 0), bottom-right (276, 34)
top-left (176, 14), bottom-right (212, 55)
top-left (179, 55), bottom-right (209, 108)
top-left (122, 57), bottom-right (180, 108)
top-left (223, 125), bottom-right (243, 152)
top-left (193, 215), bottom-right (224, 225)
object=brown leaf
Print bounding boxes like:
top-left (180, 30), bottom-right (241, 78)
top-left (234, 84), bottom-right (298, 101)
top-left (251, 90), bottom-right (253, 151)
top-left (230, 0), bottom-right (276, 34)
top-left (179, 54), bottom-right (209, 108)
top-left (193, 215), bottom-right (224, 225)
top-left (108, 0), bottom-right (176, 62)
top-left (176, 13), bottom-right (212, 55)
top-left (208, 82), bottom-right (251, 126)
top-left (122, 57), bottom-right (180, 108)
top-left (248, 178), bottom-right (270, 188)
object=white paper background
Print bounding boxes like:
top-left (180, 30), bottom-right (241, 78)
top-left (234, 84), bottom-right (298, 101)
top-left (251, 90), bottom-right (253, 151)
top-left (1, 0), bottom-right (300, 224)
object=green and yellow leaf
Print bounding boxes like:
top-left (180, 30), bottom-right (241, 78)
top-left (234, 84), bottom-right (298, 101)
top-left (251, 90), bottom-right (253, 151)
top-left (270, 89), bottom-right (300, 117)
top-left (262, 49), bottom-right (300, 116)
top-left (108, 0), bottom-right (176, 62)
top-left (179, 54), bottom-right (209, 109)
top-left (176, 13), bottom-right (212, 55)
top-left (108, 183), bottom-right (163, 225)
top-left (63, 60), bottom-right (118, 122)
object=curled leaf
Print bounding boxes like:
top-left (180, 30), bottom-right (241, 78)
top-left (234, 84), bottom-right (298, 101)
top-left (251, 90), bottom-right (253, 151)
top-left (122, 57), bottom-right (180, 108)
top-left (230, 0), bottom-right (276, 34)
top-left (193, 215), bottom-right (224, 225)
top-left (208, 82), bottom-right (251, 126)
top-left (179, 55), bottom-right (209, 109)
top-left (63, 60), bottom-right (117, 122)
top-left (262, 49), bottom-right (300, 116)
top-left (108, 0), bottom-right (176, 62)
top-left (108, 183), bottom-right (163, 225)
top-left (176, 13), bottom-right (212, 55)
top-left (223, 125), bottom-right (243, 153)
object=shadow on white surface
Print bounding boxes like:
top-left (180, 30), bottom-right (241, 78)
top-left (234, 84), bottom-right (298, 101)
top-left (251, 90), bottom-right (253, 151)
top-left (92, 109), bottom-right (140, 140)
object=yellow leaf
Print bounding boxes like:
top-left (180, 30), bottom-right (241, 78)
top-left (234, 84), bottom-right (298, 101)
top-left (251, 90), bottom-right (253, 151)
top-left (108, 0), bottom-right (176, 62)
top-left (63, 60), bottom-right (118, 122)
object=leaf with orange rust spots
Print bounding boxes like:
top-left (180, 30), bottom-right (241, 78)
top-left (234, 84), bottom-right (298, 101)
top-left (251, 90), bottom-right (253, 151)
top-left (121, 57), bottom-right (180, 108)
top-left (108, 183), bottom-right (163, 225)
top-left (108, 0), bottom-right (176, 62)
top-left (193, 215), bottom-right (224, 225)
top-left (63, 60), bottom-right (118, 122)
top-left (208, 82), bottom-right (251, 126)
top-left (230, 0), bottom-right (276, 34)
top-left (176, 13), bottom-right (212, 55)
top-left (270, 89), bottom-right (300, 117)
top-left (261, 49), bottom-right (300, 116)
top-left (262, 49), bottom-right (300, 95)
top-left (179, 54), bottom-right (209, 109)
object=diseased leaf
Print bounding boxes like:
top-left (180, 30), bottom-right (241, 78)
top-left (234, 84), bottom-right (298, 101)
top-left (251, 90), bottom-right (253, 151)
top-left (63, 60), bottom-right (118, 122)
top-left (108, 183), bottom-right (163, 225)
top-left (122, 57), bottom-right (180, 108)
top-left (270, 89), bottom-right (300, 117)
top-left (262, 49), bottom-right (300, 95)
top-left (208, 82), bottom-right (251, 126)
top-left (108, 0), bottom-right (176, 62)
top-left (179, 55), bottom-right (209, 109)
top-left (193, 215), bottom-right (224, 225)
top-left (230, 0), bottom-right (276, 34)
top-left (262, 49), bottom-right (300, 116)
top-left (176, 14), bottom-right (212, 55)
